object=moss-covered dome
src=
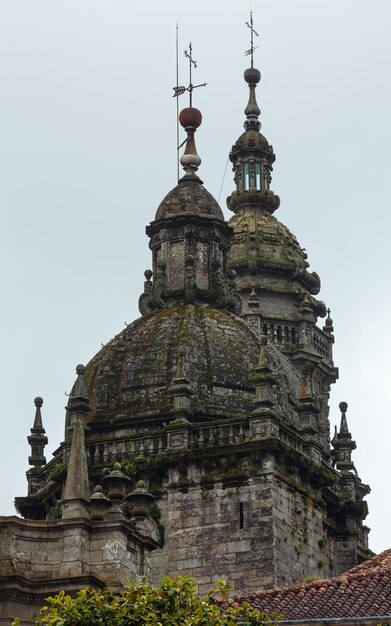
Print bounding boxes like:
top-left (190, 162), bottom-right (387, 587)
top-left (228, 208), bottom-right (321, 296)
top-left (155, 177), bottom-right (224, 221)
top-left (232, 129), bottom-right (272, 153)
top-left (81, 305), bottom-right (300, 425)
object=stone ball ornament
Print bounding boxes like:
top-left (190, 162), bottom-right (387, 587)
top-left (179, 106), bottom-right (202, 129)
top-left (244, 67), bottom-right (261, 84)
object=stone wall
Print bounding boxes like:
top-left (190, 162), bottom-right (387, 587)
top-left (150, 459), bottom-right (340, 595)
top-left (151, 467), bottom-right (276, 594)
top-left (0, 515), bottom-right (156, 625)
top-left (271, 479), bottom-right (339, 586)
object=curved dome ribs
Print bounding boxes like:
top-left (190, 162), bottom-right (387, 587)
top-left (83, 306), bottom-right (263, 425)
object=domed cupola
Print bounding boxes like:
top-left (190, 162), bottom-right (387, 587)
top-left (227, 46), bottom-right (327, 334)
top-left (228, 65), bottom-right (280, 216)
top-left (139, 105), bottom-right (241, 316)
top-left (227, 20), bottom-right (338, 447)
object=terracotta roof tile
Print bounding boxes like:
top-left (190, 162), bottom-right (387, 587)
top-left (235, 549), bottom-right (391, 620)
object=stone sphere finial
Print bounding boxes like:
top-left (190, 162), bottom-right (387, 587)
top-left (144, 269), bottom-right (153, 280)
top-left (244, 67), bottom-right (261, 85)
top-left (76, 364), bottom-right (85, 375)
top-left (339, 401), bottom-right (348, 413)
top-left (34, 397), bottom-right (43, 408)
top-left (178, 107), bottom-right (202, 174)
top-left (179, 107), bottom-right (202, 129)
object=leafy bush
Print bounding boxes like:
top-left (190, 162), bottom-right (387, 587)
top-left (12, 577), bottom-right (272, 625)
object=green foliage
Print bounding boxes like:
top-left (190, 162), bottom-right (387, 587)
top-left (303, 575), bottom-right (318, 584)
top-left (17, 577), bottom-right (273, 626)
top-left (120, 499), bottom-right (133, 520)
top-left (121, 461), bottom-right (137, 478)
top-left (48, 463), bottom-right (67, 483)
top-left (47, 500), bottom-right (62, 520)
top-left (147, 501), bottom-right (165, 546)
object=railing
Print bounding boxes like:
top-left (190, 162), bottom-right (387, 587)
top-left (311, 326), bottom-right (331, 359)
top-left (87, 421), bottom-right (250, 465)
top-left (88, 432), bottom-right (168, 465)
top-left (84, 417), bottom-right (322, 470)
top-left (260, 321), bottom-right (332, 361)
top-left (262, 322), bottom-right (298, 346)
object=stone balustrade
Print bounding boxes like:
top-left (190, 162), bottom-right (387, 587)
top-left (76, 416), bottom-right (323, 471)
top-left (260, 321), bottom-right (332, 362)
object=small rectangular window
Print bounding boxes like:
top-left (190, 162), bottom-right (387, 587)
top-left (263, 168), bottom-right (269, 190)
top-left (239, 502), bottom-right (244, 529)
top-left (243, 163), bottom-right (250, 191)
top-left (255, 163), bottom-right (262, 190)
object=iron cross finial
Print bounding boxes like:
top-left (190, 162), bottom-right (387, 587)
top-left (245, 11), bottom-right (259, 68)
top-left (184, 42), bottom-right (197, 71)
top-left (172, 42), bottom-right (207, 107)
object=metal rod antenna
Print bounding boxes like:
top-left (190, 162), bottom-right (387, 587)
top-left (176, 24), bottom-right (180, 182)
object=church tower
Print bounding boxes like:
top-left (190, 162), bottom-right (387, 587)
top-left (12, 30), bottom-right (371, 598)
top-left (226, 31), bottom-right (337, 459)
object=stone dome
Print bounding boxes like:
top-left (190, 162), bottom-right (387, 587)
top-left (228, 208), bottom-right (321, 296)
top-left (81, 305), bottom-right (300, 425)
top-left (155, 178), bottom-right (224, 221)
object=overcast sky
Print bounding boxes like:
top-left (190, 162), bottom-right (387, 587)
top-left (1, 0), bottom-right (390, 558)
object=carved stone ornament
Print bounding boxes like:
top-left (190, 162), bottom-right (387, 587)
top-left (210, 261), bottom-right (242, 315)
top-left (138, 262), bottom-right (168, 316)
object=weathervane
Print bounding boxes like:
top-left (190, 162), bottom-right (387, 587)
top-left (173, 42), bottom-right (207, 107)
top-left (245, 12), bottom-right (259, 68)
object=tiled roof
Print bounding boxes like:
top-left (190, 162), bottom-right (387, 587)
top-left (237, 549), bottom-right (391, 620)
